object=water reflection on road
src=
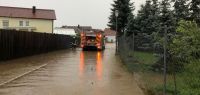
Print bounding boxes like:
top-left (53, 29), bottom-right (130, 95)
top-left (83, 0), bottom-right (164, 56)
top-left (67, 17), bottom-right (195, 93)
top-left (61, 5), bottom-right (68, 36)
top-left (79, 51), bottom-right (103, 80)
top-left (0, 44), bottom-right (143, 95)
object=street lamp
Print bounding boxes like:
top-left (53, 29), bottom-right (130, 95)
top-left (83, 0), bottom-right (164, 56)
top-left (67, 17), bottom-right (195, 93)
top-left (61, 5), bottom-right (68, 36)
top-left (115, 10), bottom-right (119, 17)
top-left (115, 10), bottom-right (119, 54)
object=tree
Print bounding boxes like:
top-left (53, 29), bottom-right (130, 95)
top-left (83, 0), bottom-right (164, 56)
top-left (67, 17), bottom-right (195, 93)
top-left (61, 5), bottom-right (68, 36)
top-left (135, 0), bottom-right (152, 34)
top-left (108, 0), bottom-right (134, 36)
top-left (152, 0), bottom-right (176, 72)
top-left (189, 0), bottom-right (200, 25)
top-left (169, 20), bottom-right (200, 61)
top-left (133, 0), bottom-right (160, 35)
top-left (169, 20), bottom-right (200, 95)
top-left (150, 0), bottom-right (160, 34)
top-left (173, 0), bottom-right (189, 22)
top-left (125, 14), bottom-right (135, 36)
top-left (159, 0), bottom-right (176, 34)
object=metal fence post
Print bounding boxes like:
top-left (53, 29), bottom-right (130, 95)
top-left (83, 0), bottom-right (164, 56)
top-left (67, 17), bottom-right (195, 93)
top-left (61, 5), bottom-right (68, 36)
top-left (115, 18), bottom-right (118, 55)
top-left (132, 32), bottom-right (134, 57)
top-left (163, 25), bottom-right (167, 95)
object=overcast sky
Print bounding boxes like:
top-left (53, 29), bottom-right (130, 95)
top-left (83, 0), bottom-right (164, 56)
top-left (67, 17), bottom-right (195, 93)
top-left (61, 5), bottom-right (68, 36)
top-left (0, 0), bottom-right (145, 29)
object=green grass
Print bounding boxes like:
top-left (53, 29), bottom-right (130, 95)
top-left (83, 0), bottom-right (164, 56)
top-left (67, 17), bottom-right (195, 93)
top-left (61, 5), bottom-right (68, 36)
top-left (121, 51), bottom-right (166, 95)
top-left (122, 51), bottom-right (200, 95)
top-left (124, 51), bottom-right (158, 72)
top-left (133, 51), bottom-right (158, 65)
top-left (176, 60), bottom-right (200, 95)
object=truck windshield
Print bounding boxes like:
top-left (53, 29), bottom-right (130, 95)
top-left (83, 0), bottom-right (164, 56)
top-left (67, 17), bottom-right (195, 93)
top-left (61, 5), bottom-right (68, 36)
top-left (86, 36), bottom-right (96, 40)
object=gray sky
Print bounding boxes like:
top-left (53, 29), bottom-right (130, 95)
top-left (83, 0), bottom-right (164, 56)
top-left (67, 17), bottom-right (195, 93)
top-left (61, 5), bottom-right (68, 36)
top-left (0, 0), bottom-right (145, 29)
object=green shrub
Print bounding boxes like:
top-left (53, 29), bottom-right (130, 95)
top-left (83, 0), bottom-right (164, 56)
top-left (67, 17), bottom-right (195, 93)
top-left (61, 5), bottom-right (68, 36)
top-left (169, 20), bottom-right (200, 62)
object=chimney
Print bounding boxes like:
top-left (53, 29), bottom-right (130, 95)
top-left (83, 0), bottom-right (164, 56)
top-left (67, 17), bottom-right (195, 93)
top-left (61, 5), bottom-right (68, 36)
top-left (32, 6), bottom-right (36, 14)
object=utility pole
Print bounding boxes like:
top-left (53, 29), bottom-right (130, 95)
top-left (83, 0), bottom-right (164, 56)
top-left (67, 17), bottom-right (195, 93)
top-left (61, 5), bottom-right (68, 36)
top-left (163, 25), bottom-right (167, 95)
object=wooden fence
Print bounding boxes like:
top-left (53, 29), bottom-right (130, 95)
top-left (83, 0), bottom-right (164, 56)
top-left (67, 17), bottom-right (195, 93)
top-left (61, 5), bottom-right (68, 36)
top-left (0, 29), bottom-right (74, 61)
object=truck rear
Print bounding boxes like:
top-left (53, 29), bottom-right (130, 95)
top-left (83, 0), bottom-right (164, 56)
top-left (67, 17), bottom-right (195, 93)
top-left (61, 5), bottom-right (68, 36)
top-left (80, 31), bottom-right (105, 51)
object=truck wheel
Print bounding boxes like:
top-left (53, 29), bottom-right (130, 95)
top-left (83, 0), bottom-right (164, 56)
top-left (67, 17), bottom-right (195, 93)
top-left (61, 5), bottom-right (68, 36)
top-left (82, 47), bottom-right (86, 51)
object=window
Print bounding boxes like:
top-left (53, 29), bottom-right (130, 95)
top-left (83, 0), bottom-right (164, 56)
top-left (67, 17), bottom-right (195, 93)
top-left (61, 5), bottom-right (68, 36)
top-left (2, 20), bottom-right (9, 27)
top-left (26, 21), bottom-right (29, 26)
top-left (19, 21), bottom-right (23, 26)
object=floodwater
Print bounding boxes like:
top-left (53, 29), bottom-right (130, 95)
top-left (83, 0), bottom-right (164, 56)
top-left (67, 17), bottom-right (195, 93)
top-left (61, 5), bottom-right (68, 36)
top-left (0, 44), bottom-right (143, 95)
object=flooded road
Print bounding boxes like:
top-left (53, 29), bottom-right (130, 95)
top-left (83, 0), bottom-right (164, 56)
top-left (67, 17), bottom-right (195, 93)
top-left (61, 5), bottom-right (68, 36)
top-left (0, 44), bottom-right (143, 95)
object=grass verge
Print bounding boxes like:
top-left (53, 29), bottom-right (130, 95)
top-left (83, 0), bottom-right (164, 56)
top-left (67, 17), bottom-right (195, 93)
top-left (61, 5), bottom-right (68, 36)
top-left (120, 51), bottom-right (168, 95)
top-left (121, 51), bottom-right (200, 95)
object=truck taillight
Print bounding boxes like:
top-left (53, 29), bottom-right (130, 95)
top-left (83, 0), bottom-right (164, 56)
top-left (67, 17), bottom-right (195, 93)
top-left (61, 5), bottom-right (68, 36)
top-left (81, 44), bottom-right (84, 48)
top-left (81, 33), bottom-right (85, 37)
top-left (96, 34), bottom-right (102, 38)
top-left (99, 34), bottom-right (102, 38)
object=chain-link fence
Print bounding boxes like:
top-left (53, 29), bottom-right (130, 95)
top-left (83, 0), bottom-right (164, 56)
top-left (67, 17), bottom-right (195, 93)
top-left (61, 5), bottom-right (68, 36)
top-left (118, 32), bottom-right (200, 95)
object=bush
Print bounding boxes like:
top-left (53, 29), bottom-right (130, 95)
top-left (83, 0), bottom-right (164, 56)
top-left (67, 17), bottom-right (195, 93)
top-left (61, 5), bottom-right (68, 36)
top-left (169, 20), bottom-right (200, 62)
top-left (168, 20), bottom-right (200, 95)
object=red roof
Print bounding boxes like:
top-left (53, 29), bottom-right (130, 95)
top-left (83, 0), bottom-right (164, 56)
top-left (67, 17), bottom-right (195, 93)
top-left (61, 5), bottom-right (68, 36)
top-left (104, 28), bottom-right (116, 36)
top-left (0, 6), bottom-right (56, 20)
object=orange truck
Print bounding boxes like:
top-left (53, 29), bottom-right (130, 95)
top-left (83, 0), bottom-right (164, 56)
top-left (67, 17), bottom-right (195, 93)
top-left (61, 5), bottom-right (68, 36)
top-left (80, 31), bottom-right (105, 51)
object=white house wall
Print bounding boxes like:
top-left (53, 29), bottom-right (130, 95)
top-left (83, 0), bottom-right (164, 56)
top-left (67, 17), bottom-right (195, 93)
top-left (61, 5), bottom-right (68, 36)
top-left (106, 36), bottom-right (116, 43)
top-left (0, 17), bottom-right (53, 33)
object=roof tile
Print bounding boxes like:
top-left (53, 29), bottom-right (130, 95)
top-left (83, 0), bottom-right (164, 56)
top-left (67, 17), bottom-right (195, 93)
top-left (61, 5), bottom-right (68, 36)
top-left (0, 6), bottom-right (56, 20)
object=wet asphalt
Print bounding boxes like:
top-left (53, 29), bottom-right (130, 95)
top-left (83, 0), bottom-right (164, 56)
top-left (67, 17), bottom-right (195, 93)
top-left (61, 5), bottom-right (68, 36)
top-left (0, 44), bottom-right (143, 95)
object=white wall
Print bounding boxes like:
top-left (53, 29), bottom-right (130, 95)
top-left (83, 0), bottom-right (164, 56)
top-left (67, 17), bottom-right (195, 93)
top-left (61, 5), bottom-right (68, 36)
top-left (106, 36), bottom-right (116, 43)
top-left (0, 17), bottom-right (53, 33)
top-left (54, 28), bottom-right (76, 36)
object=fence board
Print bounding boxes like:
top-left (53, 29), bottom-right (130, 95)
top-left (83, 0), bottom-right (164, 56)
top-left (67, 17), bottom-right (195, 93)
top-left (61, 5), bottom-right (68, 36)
top-left (0, 29), bottom-right (73, 61)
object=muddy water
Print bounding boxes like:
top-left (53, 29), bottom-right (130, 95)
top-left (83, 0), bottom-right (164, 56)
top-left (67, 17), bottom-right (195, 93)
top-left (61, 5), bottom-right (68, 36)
top-left (0, 44), bottom-right (143, 95)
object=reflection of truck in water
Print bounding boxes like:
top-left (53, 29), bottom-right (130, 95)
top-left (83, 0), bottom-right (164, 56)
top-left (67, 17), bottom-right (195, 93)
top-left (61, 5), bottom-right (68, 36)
top-left (80, 31), bottom-right (105, 51)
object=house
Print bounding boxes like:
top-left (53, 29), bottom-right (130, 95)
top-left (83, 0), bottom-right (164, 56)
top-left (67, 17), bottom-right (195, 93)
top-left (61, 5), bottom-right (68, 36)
top-left (104, 28), bottom-right (116, 43)
top-left (0, 6), bottom-right (56, 33)
top-left (61, 25), bottom-right (92, 33)
top-left (54, 27), bottom-right (76, 36)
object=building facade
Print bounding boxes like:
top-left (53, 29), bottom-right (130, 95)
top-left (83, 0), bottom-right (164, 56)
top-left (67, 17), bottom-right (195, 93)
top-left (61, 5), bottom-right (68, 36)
top-left (0, 6), bottom-right (56, 33)
top-left (104, 28), bottom-right (116, 43)
top-left (61, 25), bottom-right (93, 34)
top-left (54, 27), bottom-right (76, 36)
